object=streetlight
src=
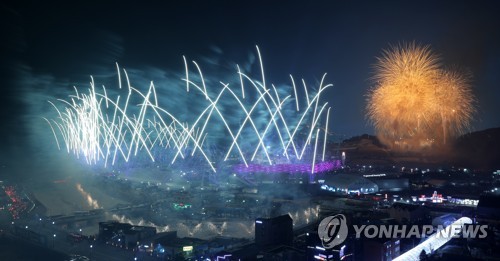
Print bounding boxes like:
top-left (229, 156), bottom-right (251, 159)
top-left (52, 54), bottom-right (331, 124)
top-left (90, 244), bottom-right (93, 260)
top-left (53, 234), bottom-right (56, 248)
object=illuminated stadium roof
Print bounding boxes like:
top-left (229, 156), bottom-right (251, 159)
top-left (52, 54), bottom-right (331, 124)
top-left (321, 174), bottom-right (378, 194)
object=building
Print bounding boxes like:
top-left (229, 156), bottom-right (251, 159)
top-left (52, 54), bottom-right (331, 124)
top-left (369, 177), bottom-right (409, 192)
top-left (431, 214), bottom-right (459, 227)
top-left (98, 221), bottom-right (156, 249)
top-left (305, 232), bottom-right (353, 261)
top-left (387, 203), bottom-right (428, 223)
top-left (262, 245), bottom-right (305, 260)
top-left (319, 174), bottom-right (379, 194)
top-left (477, 194), bottom-right (500, 223)
top-left (144, 231), bottom-right (210, 259)
top-left (146, 232), bottom-right (249, 260)
top-left (255, 214), bottom-right (293, 247)
top-left (123, 225), bottom-right (156, 249)
top-left (98, 221), bottom-right (132, 241)
top-left (363, 238), bottom-right (400, 261)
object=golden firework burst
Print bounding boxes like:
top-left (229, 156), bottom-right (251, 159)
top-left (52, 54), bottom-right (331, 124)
top-left (367, 43), bottom-right (476, 150)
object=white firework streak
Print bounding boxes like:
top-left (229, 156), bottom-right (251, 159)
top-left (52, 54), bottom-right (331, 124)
top-left (46, 46), bottom-right (333, 173)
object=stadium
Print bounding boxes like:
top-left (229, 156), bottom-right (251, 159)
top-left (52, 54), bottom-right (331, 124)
top-left (46, 46), bottom-right (341, 182)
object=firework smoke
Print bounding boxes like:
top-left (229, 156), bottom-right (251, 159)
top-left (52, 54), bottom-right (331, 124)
top-left (46, 46), bottom-right (334, 172)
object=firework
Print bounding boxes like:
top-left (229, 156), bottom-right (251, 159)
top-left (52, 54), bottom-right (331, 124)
top-left (367, 43), bottom-right (475, 150)
top-left (46, 46), bottom-right (334, 173)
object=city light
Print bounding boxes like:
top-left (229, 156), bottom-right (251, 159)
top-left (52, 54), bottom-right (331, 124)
top-left (394, 217), bottom-right (473, 261)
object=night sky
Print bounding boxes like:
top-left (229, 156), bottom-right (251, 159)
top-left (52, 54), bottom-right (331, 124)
top-left (1, 1), bottom-right (500, 171)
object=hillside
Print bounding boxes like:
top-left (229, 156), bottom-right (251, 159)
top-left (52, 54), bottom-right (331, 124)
top-left (338, 128), bottom-right (500, 170)
top-left (452, 128), bottom-right (500, 170)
